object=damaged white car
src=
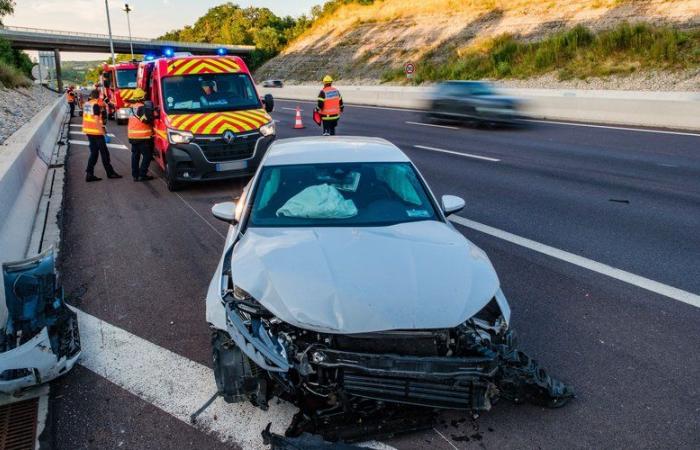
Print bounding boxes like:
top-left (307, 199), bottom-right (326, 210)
top-left (206, 136), bottom-right (572, 438)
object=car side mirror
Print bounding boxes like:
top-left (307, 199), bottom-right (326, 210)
top-left (441, 195), bottom-right (465, 216)
top-left (263, 94), bottom-right (274, 113)
top-left (212, 202), bottom-right (237, 223)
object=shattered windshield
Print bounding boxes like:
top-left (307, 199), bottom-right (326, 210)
top-left (250, 162), bottom-right (438, 227)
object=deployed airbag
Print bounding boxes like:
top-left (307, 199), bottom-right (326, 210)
top-left (276, 184), bottom-right (357, 219)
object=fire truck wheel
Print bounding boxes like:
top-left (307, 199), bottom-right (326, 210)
top-left (165, 162), bottom-right (181, 192)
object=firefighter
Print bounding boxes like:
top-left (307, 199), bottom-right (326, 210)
top-left (315, 75), bottom-right (344, 136)
top-left (66, 86), bottom-right (76, 117)
top-left (126, 88), bottom-right (155, 182)
top-left (82, 89), bottom-right (121, 182)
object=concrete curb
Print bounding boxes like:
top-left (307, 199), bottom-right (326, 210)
top-left (258, 85), bottom-right (700, 131)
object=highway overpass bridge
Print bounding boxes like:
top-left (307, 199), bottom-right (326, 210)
top-left (0, 25), bottom-right (255, 90)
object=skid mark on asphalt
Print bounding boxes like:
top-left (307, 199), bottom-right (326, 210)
top-left (450, 215), bottom-right (700, 308)
top-left (76, 309), bottom-right (395, 449)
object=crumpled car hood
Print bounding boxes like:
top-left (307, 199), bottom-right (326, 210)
top-left (231, 221), bottom-right (499, 333)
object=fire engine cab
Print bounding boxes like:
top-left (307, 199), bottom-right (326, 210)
top-left (137, 54), bottom-right (275, 190)
top-left (101, 61), bottom-right (139, 124)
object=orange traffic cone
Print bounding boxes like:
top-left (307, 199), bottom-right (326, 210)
top-left (293, 106), bottom-right (305, 129)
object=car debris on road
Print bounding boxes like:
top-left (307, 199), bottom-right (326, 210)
top-left (0, 249), bottom-right (81, 394)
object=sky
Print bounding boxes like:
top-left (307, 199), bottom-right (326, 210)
top-left (5, 0), bottom-right (322, 60)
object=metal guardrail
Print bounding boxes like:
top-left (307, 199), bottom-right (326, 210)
top-left (0, 25), bottom-right (255, 51)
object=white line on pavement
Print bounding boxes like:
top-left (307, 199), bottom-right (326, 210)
top-left (70, 131), bottom-right (115, 138)
top-left (75, 309), bottom-right (296, 449)
top-left (69, 124), bottom-right (82, 127)
top-left (281, 107), bottom-right (302, 111)
top-left (413, 145), bottom-right (501, 162)
top-left (523, 119), bottom-right (700, 137)
top-left (68, 139), bottom-right (128, 150)
top-left (75, 309), bottom-right (395, 449)
top-left (449, 215), bottom-right (700, 308)
top-left (406, 121), bottom-right (458, 130)
top-left (279, 99), bottom-right (424, 113)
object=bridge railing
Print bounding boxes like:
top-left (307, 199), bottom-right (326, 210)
top-left (0, 25), bottom-right (255, 50)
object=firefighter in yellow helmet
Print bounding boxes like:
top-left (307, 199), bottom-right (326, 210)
top-left (126, 88), bottom-right (155, 182)
top-left (315, 75), bottom-right (343, 136)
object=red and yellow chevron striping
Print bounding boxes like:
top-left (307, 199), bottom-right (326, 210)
top-left (168, 109), bottom-right (270, 134)
top-left (167, 58), bottom-right (241, 76)
top-left (119, 89), bottom-right (136, 101)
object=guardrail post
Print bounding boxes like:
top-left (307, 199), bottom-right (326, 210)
top-left (53, 48), bottom-right (63, 92)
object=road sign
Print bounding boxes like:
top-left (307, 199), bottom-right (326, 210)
top-left (405, 62), bottom-right (415, 78)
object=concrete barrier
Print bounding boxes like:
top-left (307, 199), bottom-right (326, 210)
top-left (258, 85), bottom-right (700, 131)
top-left (0, 96), bottom-right (65, 262)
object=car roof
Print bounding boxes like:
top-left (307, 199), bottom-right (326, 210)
top-left (264, 136), bottom-right (411, 166)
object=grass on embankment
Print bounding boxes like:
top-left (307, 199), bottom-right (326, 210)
top-left (382, 22), bottom-right (700, 83)
top-left (0, 61), bottom-right (31, 89)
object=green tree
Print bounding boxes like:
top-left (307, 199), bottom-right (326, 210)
top-left (0, 0), bottom-right (14, 25)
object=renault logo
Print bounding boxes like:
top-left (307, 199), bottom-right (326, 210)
top-left (222, 130), bottom-right (236, 144)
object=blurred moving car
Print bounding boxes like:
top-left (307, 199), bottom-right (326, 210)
top-left (262, 79), bottom-right (284, 88)
top-left (425, 81), bottom-right (520, 125)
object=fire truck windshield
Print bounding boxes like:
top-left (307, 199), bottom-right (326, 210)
top-left (116, 69), bottom-right (138, 88)
top-left (162, 73), bottom-right (261, 114)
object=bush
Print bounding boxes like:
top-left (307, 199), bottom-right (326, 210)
top-left (0, 60), bottom-right (31, 88)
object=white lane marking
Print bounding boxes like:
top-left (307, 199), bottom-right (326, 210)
top-left (413, 145), bottom-right (501, 162)
top-left (524, 119), bottom-right (700, 137)
top-left (433, 427), bottom-right (459, 450)
top-left (449, 215), bottom-right (700, 308)
top-left (69, 124), bottom-right (82, 127)
top-left (406, 121), bottom-right (458, 130)
top-left (68, 139), bottom-right (128, 150)
top-left (75, 309), bottom-right (297, 449)
top-left (70, 131), bottom-right (115, 138)
top-left (281, 107), bottom-right (302, 111)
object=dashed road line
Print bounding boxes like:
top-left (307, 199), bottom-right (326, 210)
top-left (523, 119), bottom-right (700, 137)
top-left (405, 121), bottom-right (458, 130)
top-left (449, 215), bottom-right (700, 308)
top-left (413, 145), bottom-right (501, 162)
top-left (70, 131), bottom-right (115, 138)
top-left (68, 139), bottom-right (128, 150)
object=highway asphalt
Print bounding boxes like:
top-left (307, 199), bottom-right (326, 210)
top-left (50, 100), bottom-right (699, 449)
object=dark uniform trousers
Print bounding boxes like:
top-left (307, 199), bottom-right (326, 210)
top-left (86, 135), bottom-right (116, 176)
top-left (322, 119), bottom-right (338, 135)
top-left (130, 139), bottom-right (153, 179)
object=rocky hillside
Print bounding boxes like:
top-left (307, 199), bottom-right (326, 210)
top-left (255, 0), bottom-right (700, 89)
top-left (0, 86), bottom-right (58, 144)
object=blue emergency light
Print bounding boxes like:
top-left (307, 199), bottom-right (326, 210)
top-left (163, 48), bottom-right (174, 57)
top-left (217, 48), bottom-right (227, 56)
top-left (144, 54), bottom-right (155, 61)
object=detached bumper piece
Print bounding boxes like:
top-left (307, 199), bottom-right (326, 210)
top-left (0, 249), bottom-right (81, 394)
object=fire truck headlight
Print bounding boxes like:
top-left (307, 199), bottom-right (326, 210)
top-left (259, 121), bottom-right (276, 137)
top-left (167, 128), bottom-right (194, 145)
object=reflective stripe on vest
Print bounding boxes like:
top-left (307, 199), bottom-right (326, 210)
top-left (319, 86), bottom-right (341, 117)
top-left (82, 100), bottom-right (105, 136)
top-left (127, 103), bottom-right (153, 139)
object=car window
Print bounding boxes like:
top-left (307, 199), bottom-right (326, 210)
top-left (250, 162), bottom-right (438, 227)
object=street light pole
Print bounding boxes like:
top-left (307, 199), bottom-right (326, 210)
top-left (104, 0), bottom-right (116, 65)
top-left (123, 3), bottom-right (134, 60)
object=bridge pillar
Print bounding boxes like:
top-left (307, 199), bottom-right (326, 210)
top-left (53, 49), bottom-right (63, 92)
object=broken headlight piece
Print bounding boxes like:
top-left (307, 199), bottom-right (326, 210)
top-left (231, 285), bottom-right (270, 316)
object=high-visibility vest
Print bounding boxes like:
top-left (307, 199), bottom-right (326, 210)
top-left (319, 86), bottom-right (341, 119)
top-left (67, 92), bottom-right (75, 103)
top-left (127, 102), bottom-right (154, 140)
top-left (82, 100), bottom-right (105, 136)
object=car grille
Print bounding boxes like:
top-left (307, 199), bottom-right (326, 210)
top-left (334, 331), bottom-right (446, 357)
top-left (196, 133), bottom-right (258, 162)
top-left (343, 372), bottom-right (490, 410)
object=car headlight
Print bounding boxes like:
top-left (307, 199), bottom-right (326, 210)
top-left (231, 285), bottom-right (269, 315)
top-left (259, 121), bottom-right (276, 137)
top-left (168, 128), bottom-right (194, 144)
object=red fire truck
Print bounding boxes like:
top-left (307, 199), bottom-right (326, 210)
top-left (137, 54), bottom-right (275, 190)
top-left (101, 61), bottom-right (139, 124)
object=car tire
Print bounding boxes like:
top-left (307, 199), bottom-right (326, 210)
top-left (164, 162), bottom-right (181, 192)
